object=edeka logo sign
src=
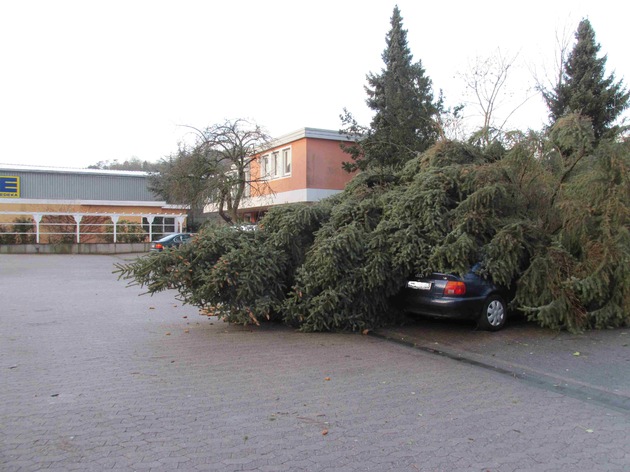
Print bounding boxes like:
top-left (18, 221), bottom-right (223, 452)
top-left (0, 176), bottom-right (20, 198)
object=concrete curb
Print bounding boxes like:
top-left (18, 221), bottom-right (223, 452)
top-left (0, 242), bottom-right (150, 254)
top-left (371, 329), bottom-right (630, 415)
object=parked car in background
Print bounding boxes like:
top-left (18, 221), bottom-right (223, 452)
top-left (150, 233), bottom-right (194, 252)
top-left (396, 266), bottom-right (511, 331)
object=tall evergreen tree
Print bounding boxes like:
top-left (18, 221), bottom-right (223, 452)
top-left (544, 19), bottom-right (629, 140)
top-left (341, 6), bottom-right (438, 172)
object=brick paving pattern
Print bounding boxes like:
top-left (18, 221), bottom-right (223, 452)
top-left (1, 255), bottom-right (629, 471)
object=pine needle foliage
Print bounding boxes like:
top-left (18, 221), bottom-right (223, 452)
top-left (116, 118), bottom-right (629, 333)
top-left (543, 19), bottom-right (629, 141)
top-left (283, 142), bottom-right (498, 331)
top-left (341, 6), bottom-right (438, 172)
top-left (513, 120), bottom-right (629, 330)
top-left (115, 203), bottom-right (331, 326)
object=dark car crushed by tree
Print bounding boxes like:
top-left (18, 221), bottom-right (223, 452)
top-left (396, 265), bottom-right (513, 331)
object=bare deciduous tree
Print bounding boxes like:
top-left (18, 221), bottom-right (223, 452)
top-left (434, 90), bottom-right (466, 142)
top-left (461, 49), bottom-right (534, 146)
top-left (150, 119), bottom-right (272, 225)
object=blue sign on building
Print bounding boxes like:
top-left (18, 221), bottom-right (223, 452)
top-left (0, 176), bottom-right (20, 197)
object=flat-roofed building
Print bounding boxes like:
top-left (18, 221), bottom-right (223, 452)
top-left (206, 127), bottom-right (356, 222)
top-left (0, 164), bottom-right (186, 243)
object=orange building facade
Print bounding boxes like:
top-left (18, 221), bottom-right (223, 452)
top-left (213, 128), bottom-right (356, 222)
top-left (1, 127), bottom-right (356, 242)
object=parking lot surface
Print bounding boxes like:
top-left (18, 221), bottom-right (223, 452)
top-left (376, 317), bottom-right (630, 413)
top-left (1, 254), bottom-right (629, 471)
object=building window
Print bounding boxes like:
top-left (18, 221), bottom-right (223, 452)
top-left (244, 164), bottom-right (251, 197)
top-left (272, 151), bottom-right (279, 178)
top-left (164, 217), bottom-right (175, 233)
top-left (261, 154), bottom-right (270, 179)
top-left (282, 147), bottom-right (291, 176)
top-left (261, 146), bottom-right (291, 180)
top-left (142, 216), bottom-right (175, 239)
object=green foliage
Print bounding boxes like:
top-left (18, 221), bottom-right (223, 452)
top-left (0, 217), bottom-right (36, 244)
top-left (117, 121), bottom-right (629, 333)
top-left (14, 217), bottom-right (35, 244)
top-left (114, 220), bottom-right (147, 243)
top-left (0, 224), bottom-right (15, 244)
top-left (115, 204), bottom-right (331, 326)
top-left (341, 6), bottom-right (438, 172)
top-left (88, 157), bottom-right (160, 172)
top-left (283, 177), bottom-right (395, 331)
top-left (117, 224), bottom-right (267, 322)
top-left (513, 123), bottom-right (629, 330)
top-left (544, 19), bottom-right (629, 140)
top-left (260, 203), bottom-right (333, 285)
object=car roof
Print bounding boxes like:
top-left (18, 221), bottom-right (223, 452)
top-left (156, 233), bottom-right (187, 242)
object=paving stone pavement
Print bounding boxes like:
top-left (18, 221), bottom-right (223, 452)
top-left (1, 254), bottom-right (629, 472)
top-left (374, 318), bottom-right (630, 413)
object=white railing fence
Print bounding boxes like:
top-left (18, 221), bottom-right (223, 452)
top-left (0, 211), bottom-right (187, 244)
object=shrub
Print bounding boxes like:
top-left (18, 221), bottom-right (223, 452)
top-left (114, 220), bottom-right (147, 243)
top-left (0, 224), bottom-right (16, 244)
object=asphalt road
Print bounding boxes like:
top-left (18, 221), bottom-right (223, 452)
top-left (1, 254), bottom-right (629, 471)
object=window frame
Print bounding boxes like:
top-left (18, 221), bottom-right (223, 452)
top-left (260, 154), bottom-right (270, 179)
top-left (271, 151), bottom-right (280, 178)
top-left (282, 147), bottom-right (291, 176)
top-left (261, 146), bottom-right (292, 180)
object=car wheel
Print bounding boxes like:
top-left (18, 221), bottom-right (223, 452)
top-left (478, 295), bottom-right (507, 331)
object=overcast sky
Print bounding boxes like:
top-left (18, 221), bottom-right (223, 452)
top-left (1, 0), bottom-right (628, 168)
